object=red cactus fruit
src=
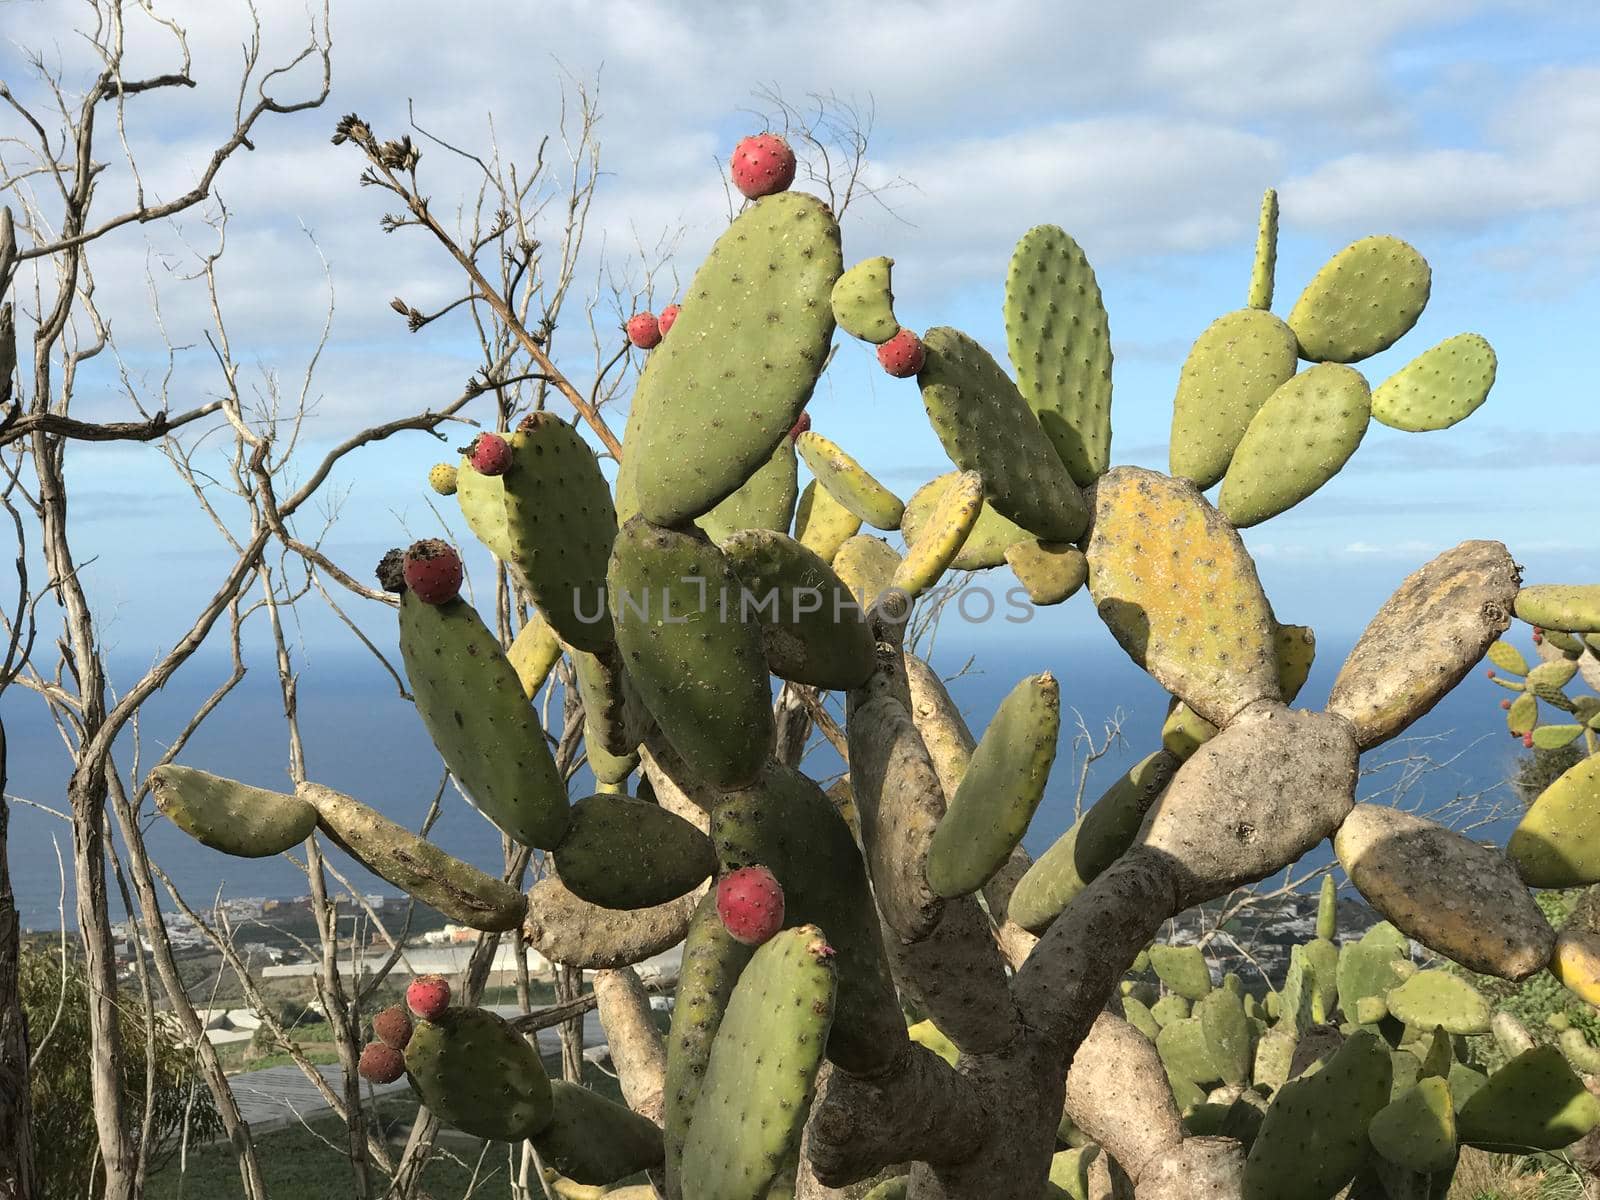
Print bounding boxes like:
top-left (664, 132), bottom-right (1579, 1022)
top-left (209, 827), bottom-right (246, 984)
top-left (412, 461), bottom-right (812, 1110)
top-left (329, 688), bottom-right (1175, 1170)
top-left (789, 411), bottom-right (812, 440)
top-left (373, 1003), bottom-right (413, 1050)
top-left (401, 540), bottom-right (463, 605)
top-left (1500, 699), bottom-right (1512, 710)
top-left (1532, 632), bottom-right (1544, 645)
top-left (1522, 733), bottom-right (1535, 748)
top-left (467, 432), bottom-right (511, 476)
top-left (1486, 669), bottom-right (1496, 679)
top-left (658, 304), bottom-right (681, 335)
top-left (626, 311), bottom-right (662, 349)
top-left (359, 1041), bottom-right (406, 1084)
top-left (406, 974), bottom-right (451, 1019)
top-left (877, 329), bottom-right (925, 378)
top-left (730, 133), bottom-right (797, 200)
top-left (716, 865), bottom-right (785, 946)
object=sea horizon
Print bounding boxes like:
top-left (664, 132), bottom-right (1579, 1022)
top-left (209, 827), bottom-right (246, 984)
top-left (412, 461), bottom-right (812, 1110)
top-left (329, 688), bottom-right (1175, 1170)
top-left (3, 632), bottom-right (1530, 933)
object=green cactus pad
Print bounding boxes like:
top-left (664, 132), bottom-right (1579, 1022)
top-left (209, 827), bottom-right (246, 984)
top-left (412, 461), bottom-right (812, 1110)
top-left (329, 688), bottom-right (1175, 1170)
top-left (507, 613), bottom-right (563, 699)
top-left (1003, 225), bottom-right (1113, 486)
top-left (1086, 467), bottom-right (1279, 726)
top-left (917, 326), bottom-right (1088, 541)
top-left (907, 1018), bottom-right (959, 1066)
top-left (1279, 944), bottom-right (1315, 1037)
top-left (926, 672), bottom-right (1060, 898)
top-left (1253, 1028), bottom-right (1296, 1090)
top-left (1335, 804), bottom-right (1554, 980)
top-left (795, 431), bottom-right (904, 531)
top-left (1249, 188), bottom-right (1278, 311)
top-left (1158, 1016), bottom-right (1222, 1087)
top-left (1242, 1030), bottom-right (1393, 1200)
top-left (1508, 754), bottom-right (1600, 887)
top-left (892, 469), bottom-right (983, 598)
top-left (619, 192), bottom-right (841, 527)
top-left (698, 435), bottom-right (799, 545)
top-left (150, 765), bottom-right (316, 858)
top-left (901, 471), bottom-right (1028, 571)
top-left (1005, 540), bottom-right (1088, 606)
top-left (1560, 1028), bottom-right (1600, 1075)
top-left (1316, 874), bottom-right (1338, 941)
top-left (398, 591), bottom-right (570, 849)
top-left (404, 1006), bottom-right (553, 1141)
top-left (1169, 309), bottom-right (1299, 489)
top-left (1515, 585), bottom-right (1600, 633)
top-left (1456, 1046), bottom-right (1600, 1152)
top-left (713, 763), bottom-right (905, 1075)
top-left (664, 894), bottom-right (754, 1198)
top-left (830, 256), bottom-right (899, 344)
top-left (1121, 995), bottom-right (1162, 1042)
top-left (1219, 364), bottom-right (1372, 528)
top-left (300, 783), bottom-right (527, 931)
top-left (553, 794), bottom-right (715, 910)
top-left (1167, 1070), bottom-right (1206, 1113)
top-left (831, 535), bottom-right (902, 611)
top-left (1048, 1146), bottom-right (1099, 1200)
top-left (680, 927), bottom-right (837, 1200)
top-left (1504, 691), bottom-right (1542, 734)
top-left (861, 1179), bottom-right (910, 1200)
top-left (1151, 994), bottom-right (1192, 1028)
top-left (1276, 623), bottom-right (1317, 703)
top-left (503, 412), bottom-right (618, 653)
top-left (1546, 628), bottom-right (1587, 657)
top-left (1162, 702), bottom-right (1216, 760)
top-left (455, 456), bottom-right (514, 562)
top-left (1198, 989), bottom-right (1253, 1086)
top-left (1008, 749), bottom-right (1179, 931)
top-left (1304, 937), bottom-right (1340, 1025)
top-left (793, 479), bottom-right (861, 564)
top-left (720, 529), bottom-right (874, 689)
top-left (1486, 640), bottom-right (1529, 675)
top-left (532, 1080), bottom-right (663, 1183)
top-left (1150, 944), bottom-right (1212, 1001)
top-left (1368, 1076), bottom-right (1455, 1175)
top-left (571, 644), bottom-right (650, 761)
top-left (1383, 971), bottom-right (1488, 1036)
top-left (1371, 333), bottom-right (1496, 432)
top-left (607, 517), bottom-right (775, 791)
top-left (1532, 724), bottom-right (1584, 750)
top-left (1354, 995), bottom-right (1389, 1026)
top-left (1287, 236), bottom-right (1431, 364)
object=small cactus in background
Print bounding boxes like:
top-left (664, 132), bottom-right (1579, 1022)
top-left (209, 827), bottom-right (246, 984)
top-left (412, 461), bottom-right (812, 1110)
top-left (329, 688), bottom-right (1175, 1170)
top-left (156, 138), bottom-right (1600, 1199)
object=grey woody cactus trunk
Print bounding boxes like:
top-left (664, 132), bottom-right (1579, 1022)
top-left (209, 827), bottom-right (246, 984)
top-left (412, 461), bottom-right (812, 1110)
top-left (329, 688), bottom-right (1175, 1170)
top-left (157, 156), bottom-right (1600, 1200)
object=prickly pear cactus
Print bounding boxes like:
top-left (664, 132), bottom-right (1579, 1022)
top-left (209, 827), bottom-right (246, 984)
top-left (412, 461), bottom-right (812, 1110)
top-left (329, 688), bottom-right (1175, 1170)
top-left (152, 135), bottom-right (1600, 1200)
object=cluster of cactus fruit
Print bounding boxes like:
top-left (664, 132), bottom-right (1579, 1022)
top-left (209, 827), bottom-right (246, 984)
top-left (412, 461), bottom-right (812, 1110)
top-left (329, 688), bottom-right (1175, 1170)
top-left (147, 124), bottom-right (1600, 1199)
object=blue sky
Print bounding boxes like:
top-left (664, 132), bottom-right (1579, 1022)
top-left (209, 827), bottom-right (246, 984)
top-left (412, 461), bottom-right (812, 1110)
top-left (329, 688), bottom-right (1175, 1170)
top-left (4, 0), bottom-right (1600, 671)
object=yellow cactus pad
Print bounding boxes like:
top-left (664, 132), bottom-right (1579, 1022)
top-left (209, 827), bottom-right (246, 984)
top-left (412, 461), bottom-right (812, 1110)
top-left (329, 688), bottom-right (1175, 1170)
top-left (1550, 930), bottom-right (1600, 1007)
top-left (1086, 466), bottom-right (1277, 727)
top-left (892, 470), bottom-right (983, 598)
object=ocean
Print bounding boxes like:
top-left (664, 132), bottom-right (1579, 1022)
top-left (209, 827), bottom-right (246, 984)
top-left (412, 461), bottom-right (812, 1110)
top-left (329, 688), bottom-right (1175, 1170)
top-left (2, 631), bottom-right (1529, 932)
